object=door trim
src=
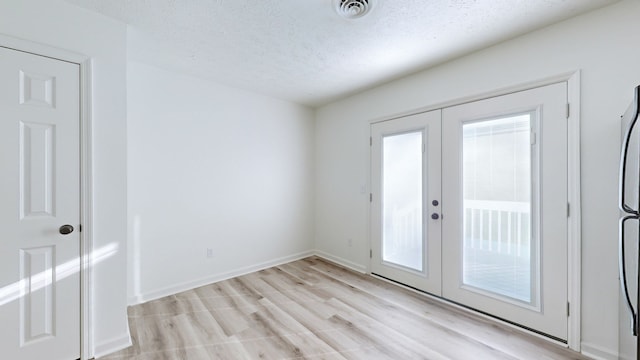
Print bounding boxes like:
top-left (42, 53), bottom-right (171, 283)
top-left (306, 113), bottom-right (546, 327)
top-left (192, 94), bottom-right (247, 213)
top-left (566, 72), bottom-right (582, 352)
top-left (0, 34), bottom-right (95, 360)
top-left (368, 71), bottom-right (581, 351)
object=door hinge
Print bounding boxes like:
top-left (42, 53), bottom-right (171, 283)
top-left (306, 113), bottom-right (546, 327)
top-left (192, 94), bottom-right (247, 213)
top-left (370, 193), bottom-right (373, 202)
top-left (78, 224), bottom-right (82, 232)
top-left (530, 132), bottom-right (536, 145)
top-left (566, 103), bottom-right (570, 119)
top-left (567, 203), bottom-right (570, 217)
top-left (370, 136), bottom-right (372, 146)
top-left (567, 302), bottom-right (570, 317)
top-left (370, 249), bottom-right (372, 258)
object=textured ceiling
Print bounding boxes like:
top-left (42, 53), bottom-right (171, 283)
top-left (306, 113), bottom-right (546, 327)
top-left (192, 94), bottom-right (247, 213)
top-left (65, 0), bottom-right (618, 107)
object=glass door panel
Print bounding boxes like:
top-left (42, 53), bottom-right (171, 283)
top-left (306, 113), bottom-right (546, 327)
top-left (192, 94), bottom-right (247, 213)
top-left (462, 114), bottom-right (538, 305)
top-left (382, 131), bottom-right (424, 272)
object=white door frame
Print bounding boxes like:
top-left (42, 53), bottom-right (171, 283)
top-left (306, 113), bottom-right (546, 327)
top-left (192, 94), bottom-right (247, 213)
top-left (0, 34), bottom-right (95, 360)
top-left (368, 71), bottom-right (581, 351)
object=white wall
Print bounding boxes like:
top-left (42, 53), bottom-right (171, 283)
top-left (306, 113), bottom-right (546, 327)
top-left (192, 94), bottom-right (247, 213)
top-left (127, 61), bottom-right (315, 302)
top-left (0, 0), bottom-right (129, 357)
top-left (315, 1), bottom-right (640, 358)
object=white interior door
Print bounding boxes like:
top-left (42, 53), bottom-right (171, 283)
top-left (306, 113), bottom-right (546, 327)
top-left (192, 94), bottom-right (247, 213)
top-left (0, 47), bottom-right (81, 359)
top-left (441, 83), bottom-right (568, 341)
top-left (370, 110), bottom-right (442, 295)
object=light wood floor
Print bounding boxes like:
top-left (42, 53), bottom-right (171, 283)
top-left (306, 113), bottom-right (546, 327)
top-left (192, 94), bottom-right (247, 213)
top-left (100, 256), bottom-right (589, 359)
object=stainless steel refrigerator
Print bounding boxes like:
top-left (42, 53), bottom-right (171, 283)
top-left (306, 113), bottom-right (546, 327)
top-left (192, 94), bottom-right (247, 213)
top-left (619, 85), bottom-right (640, 360)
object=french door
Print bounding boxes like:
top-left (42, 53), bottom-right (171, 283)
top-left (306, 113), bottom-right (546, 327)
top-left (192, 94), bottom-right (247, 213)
top-left (370, 82), bottom-right (568, 341)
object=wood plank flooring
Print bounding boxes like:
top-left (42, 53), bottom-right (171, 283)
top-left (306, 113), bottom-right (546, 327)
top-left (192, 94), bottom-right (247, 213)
top-left (100, 256), bottom-right (589, 359)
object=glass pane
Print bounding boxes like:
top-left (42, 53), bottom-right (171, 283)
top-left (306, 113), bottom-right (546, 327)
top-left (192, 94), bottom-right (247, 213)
top-left (382, 131), bottom-right (424, 272)
top-left (462, 114), bottom-right (536, 303)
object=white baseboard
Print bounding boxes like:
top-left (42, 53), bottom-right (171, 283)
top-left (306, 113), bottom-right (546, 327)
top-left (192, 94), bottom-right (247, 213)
top-left (93, 333), bottom-right (132, 359)
top-left (313, 250), bottom-right (367, 274)
top-left (581, 342), bottom-right (618, 360)
top-left (131, 250), bottom-right (315, 304)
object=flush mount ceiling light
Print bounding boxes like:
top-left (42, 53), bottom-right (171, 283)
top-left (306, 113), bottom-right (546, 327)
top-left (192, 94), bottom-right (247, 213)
top-left (335, 0), bottom-right (373, 19)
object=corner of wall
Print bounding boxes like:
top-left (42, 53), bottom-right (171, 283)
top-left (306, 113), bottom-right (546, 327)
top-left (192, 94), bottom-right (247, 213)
top-left (313, 250), bottom-right (367, 274)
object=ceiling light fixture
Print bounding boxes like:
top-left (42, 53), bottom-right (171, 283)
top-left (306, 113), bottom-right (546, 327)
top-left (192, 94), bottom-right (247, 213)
top-left (335, 0), bottom-right (373, 19)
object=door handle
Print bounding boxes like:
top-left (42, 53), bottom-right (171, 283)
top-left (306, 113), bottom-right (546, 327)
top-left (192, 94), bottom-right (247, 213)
top-left (431, 213), bottom-right (440, 220)
top-left (59, 224), bottom-right (74, 235)
top-left (619, 86), bottom-right (640, 215)
top-left (619, 215), bottom-right (638, 335)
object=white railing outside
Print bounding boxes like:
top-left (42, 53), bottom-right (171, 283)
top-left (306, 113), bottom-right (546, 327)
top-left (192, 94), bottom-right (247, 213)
top-left (463, 199), bottom-right (530, 257)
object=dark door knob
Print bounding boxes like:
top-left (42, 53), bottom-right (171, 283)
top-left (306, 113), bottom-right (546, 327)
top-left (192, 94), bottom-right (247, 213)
top-left (59, 224), bottom-right (74, 235)
top-left (431, 213), bottom-right (440, 220)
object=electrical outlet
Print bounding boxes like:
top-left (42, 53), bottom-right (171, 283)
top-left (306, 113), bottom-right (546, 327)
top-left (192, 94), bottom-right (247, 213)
top-left (206, 248), bottom-right (213, 258)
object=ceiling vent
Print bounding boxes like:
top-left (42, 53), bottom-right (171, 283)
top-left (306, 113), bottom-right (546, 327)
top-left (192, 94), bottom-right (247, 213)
top-left (335, 0), bottom-right (372, 19)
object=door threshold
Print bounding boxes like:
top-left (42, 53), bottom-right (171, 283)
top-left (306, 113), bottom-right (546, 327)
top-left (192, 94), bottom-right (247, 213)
top-left (370, 272), bottom-right (568, 347)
